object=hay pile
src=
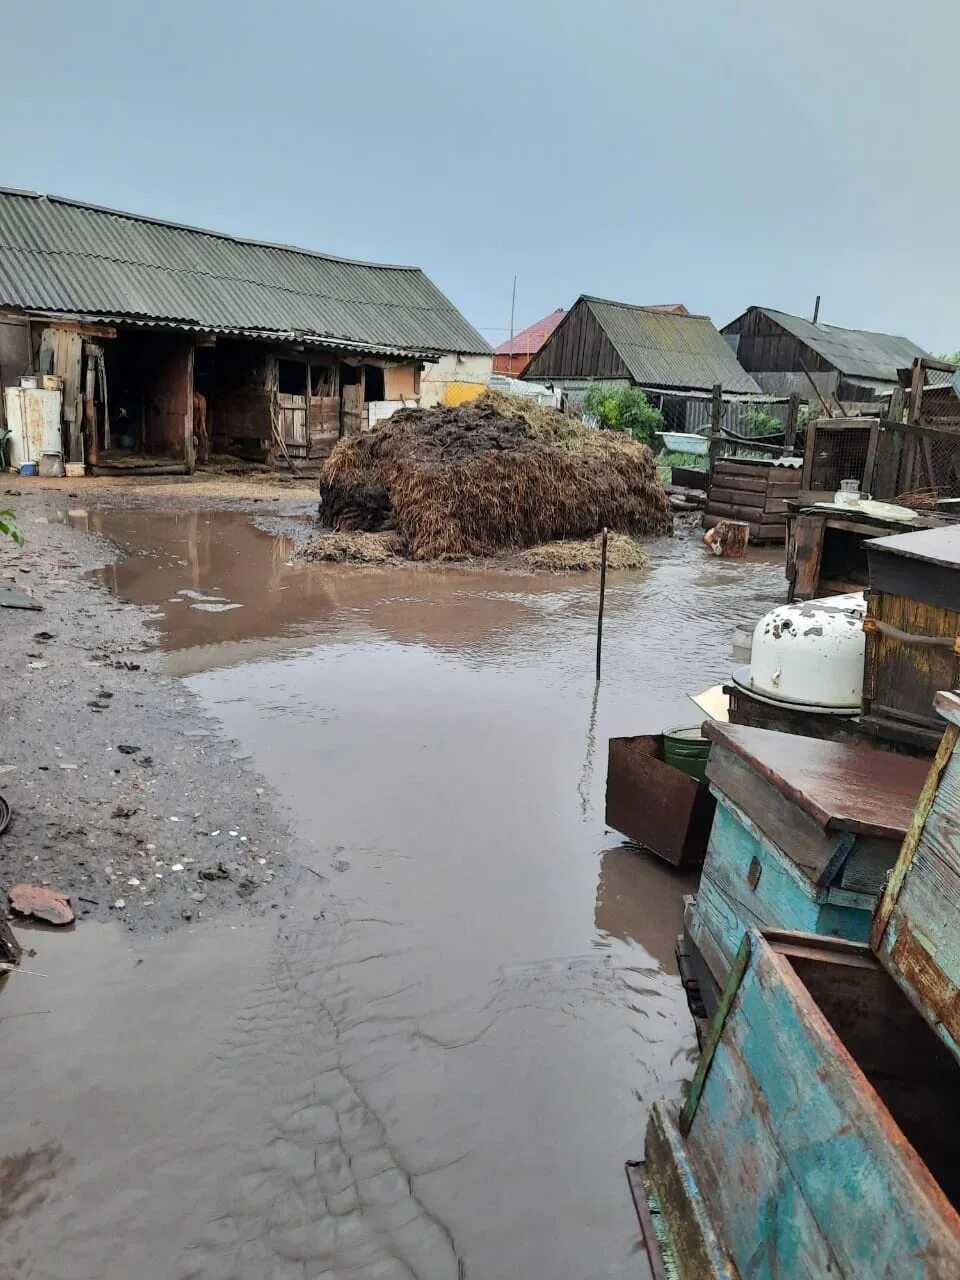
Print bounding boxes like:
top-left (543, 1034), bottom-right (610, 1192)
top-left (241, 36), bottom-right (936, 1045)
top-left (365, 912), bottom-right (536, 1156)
top-left (520, 533), bottom-right (651, 572)
top-left (301, 531), bottom-right (404, 564)
top-left (318, 391), bottom-right (671, 560)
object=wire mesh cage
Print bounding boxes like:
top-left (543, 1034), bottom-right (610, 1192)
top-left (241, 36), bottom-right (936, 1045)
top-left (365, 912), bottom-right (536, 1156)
top-left (804, 419), bottom-right (876, 495)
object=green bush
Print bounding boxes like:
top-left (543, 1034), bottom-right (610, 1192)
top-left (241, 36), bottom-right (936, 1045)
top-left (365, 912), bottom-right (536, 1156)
top-left (582, 384), bottom-right (664, 445)
top-left (0, 509), bottom-right (23, 546)
top-left (740, 408), bottom-right (783, 438)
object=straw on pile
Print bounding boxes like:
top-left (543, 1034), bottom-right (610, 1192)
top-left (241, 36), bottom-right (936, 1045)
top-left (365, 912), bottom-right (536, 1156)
top-left (318, 391), bottom-right (672, 561)
top-left (300, 531), bottom-right (404, 563)
top-left (521, 533), bottom-right (651, 572)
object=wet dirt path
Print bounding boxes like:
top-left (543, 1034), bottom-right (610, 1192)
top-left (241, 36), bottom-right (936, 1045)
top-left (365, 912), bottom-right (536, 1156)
top-left (0, 511), bottom-right (784, 1280)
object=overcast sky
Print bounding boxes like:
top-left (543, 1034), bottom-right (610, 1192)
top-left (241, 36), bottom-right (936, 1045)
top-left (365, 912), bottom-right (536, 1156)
top-left (1, 0), bottom-right (956, 351)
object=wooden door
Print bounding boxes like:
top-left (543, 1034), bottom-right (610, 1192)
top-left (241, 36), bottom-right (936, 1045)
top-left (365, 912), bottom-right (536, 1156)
top-left (341, 384), bottom-right (362, 437)
top-left (278, 392), bottom-right (307, 454)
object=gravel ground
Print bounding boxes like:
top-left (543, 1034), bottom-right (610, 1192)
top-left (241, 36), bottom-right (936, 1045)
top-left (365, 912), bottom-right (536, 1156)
top-left (0, 473), bottom-right (317, 933)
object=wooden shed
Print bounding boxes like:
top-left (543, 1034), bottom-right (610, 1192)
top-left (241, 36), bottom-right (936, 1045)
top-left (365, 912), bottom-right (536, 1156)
top-left (521, 295), bottom-right (761, 430)
top-left (723, 306), bottom-right (926, 410)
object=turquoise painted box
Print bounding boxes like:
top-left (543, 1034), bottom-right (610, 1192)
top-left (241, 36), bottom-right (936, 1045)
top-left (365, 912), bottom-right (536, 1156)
top-left (630, 693), bottom-right (960, 1280)
top-left (685, 721), bottom-right (928, 1012)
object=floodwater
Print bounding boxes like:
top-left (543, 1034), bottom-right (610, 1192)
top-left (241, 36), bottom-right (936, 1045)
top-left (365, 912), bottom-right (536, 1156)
top-left (0, 511), bottom-right (784, 1280)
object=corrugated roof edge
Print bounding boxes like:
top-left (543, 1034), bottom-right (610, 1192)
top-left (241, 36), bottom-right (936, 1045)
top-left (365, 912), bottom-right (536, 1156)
top-left (0, 186), bottom-right (424, 273)
top-left (579, 294), bottom-right (713, 323)
top-left (727, 305), bottom-right (920, 350)
top-left (7, 306), bottom-right (444, 360)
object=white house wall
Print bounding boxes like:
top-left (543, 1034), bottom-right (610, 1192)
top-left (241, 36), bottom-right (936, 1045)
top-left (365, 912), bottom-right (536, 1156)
top-left (420, 353), bottom-right (492, 408)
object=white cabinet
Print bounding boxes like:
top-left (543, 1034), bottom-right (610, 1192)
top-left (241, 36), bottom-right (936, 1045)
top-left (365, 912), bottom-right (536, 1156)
top-left (4, 386), bottom-right (63, 469)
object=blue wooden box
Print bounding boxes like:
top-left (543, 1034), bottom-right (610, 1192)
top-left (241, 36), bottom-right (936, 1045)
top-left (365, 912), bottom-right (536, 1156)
top-left (685, 722), bottom-right (927, 1013)
top-left (630, 694), bottom-right (960, 1279)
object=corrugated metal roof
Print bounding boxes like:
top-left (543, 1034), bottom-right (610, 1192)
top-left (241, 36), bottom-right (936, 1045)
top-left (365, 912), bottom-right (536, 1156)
top-left (583, 296), bottom-right (762, 394)
top-left (752, 308), bottom-right (926, 381)
top-left (494, 309), bottom-right (566, 357)
top-left (0, 188), bottom-right (490, 355)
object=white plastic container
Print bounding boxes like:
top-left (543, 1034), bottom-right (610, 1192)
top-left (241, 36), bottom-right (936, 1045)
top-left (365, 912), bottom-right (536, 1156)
top-left (748, 592), bottom-right (866, 709)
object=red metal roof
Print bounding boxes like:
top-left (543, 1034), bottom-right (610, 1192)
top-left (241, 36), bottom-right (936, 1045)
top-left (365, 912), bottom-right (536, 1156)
top-left (494, 309), bottom-right (566, 357)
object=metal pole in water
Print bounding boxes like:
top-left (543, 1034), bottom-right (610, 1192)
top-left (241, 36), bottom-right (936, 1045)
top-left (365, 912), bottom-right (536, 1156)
top-left (596, 527), bottom-right (608, 683)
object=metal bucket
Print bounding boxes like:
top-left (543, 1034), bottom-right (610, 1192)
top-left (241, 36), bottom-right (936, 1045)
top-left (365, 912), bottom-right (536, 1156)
top-left (662, 726), bottom-right (710, 784)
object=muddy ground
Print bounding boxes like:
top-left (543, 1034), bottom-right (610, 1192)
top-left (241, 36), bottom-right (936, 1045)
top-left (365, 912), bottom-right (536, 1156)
top-left (1, 474), bottom-right (316, 931)
top-left (0, 476), bottom-right (788, 1279)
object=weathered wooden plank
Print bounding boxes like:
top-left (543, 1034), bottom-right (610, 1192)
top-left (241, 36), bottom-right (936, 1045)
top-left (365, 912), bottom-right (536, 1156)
top-left (713, 460), bottom-right (774, 479)
top-left (713, 474), bottom-right (769, 494)
top-left (703, 501), bottom-right (765, 523)
top-left (687, 1017), bottom-right (845, 1279)
top-left (690, 936), bottom-right (960, 1278)
top-left (873, 722), bottom-right (957, 948)
top-left (694, 797), bottom-right (872, 977)
top-left (791, 513), bottom-right (824, 599)
top-left (710, 485), bottom-right (766, 509)
top-left (681, 934), bottom-right (752, 1136)
top-left (641, 1102), bottom-right (740, 1280)
top-left (704, 722), bottom-right (927, 840)
top-left (706, 744), bottom-right (838, 878)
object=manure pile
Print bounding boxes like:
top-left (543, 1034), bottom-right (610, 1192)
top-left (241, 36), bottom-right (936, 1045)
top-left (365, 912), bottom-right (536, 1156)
top-left (317, 391), bottom-right (672, 561)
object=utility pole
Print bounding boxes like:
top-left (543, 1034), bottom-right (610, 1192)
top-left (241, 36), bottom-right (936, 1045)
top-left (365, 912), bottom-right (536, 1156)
top-left (507, 274), bottom-right (517, 376)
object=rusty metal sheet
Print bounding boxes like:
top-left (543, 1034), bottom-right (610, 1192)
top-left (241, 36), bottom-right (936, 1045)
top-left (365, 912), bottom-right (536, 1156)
top-left (702, 721), bottom-right (930, 839)
top-left (606, 737), bottom-right (714, 868)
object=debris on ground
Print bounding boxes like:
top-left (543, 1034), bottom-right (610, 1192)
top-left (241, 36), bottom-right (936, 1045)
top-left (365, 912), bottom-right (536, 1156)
top-left (0, 916), bottom-right (23, 966)
top-left (8, 883), bottom-right (76, 926)
top-left (301, 530), bottom-right (404, 564)
top-left (520, 533), bottom-right (651, 572)
top-left (703, 519), bottom-right (750, 559)
top-left (316, 390), bottom-right (672, 561)
top-left (199, 861), bottom-right (231, 881)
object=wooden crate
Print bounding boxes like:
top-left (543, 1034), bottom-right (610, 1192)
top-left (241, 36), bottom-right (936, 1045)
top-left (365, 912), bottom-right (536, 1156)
top-left (629, 691), bottom-right (960, 1280)
top-left (605, 736), bottom-right (714, 869)
top-left (863, 526), bottom-right (960, 737)
top-left (703, 458), bottom-right (801, 544)
top-left (685, 722), bottom-right (926, 1012)
top-left (788, 507), bottom-right (931, 602)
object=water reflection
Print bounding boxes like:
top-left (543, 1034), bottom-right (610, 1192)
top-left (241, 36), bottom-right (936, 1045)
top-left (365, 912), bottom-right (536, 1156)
top-left (594, 844), bottom-right (700, 970)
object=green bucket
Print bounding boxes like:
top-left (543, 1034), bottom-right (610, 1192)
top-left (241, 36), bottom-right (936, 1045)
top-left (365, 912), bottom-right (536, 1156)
top-left (662, 726), bottom-right (710, 784)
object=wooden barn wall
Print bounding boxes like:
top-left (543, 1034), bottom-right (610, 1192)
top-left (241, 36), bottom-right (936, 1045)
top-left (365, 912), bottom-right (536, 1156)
top-left (523, 302), bottom-right (631, 382)
top-left (724, 309), bottom-right (834, 376)
top-left (141, 335), bottom-right (194, 465)
top-left (212, 341), bottom-right (273, 456)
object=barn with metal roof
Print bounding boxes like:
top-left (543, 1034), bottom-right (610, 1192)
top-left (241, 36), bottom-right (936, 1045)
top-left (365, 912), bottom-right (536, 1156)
top-left (722, 306), bottom-right (927, 407)
top-left (0, 188), bottom-right (489, 471)
top-left (520, 294), bottom-right (761, 430)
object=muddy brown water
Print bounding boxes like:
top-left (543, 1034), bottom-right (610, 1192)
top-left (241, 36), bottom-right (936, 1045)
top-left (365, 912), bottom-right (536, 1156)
top-left (0, 511), bottom-right (784, 1280)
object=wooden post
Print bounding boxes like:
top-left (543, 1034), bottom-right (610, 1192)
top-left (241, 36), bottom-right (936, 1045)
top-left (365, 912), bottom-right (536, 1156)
top-left (908, 357), bottom-right (924, 426)
top-left (784, 392), bottom-right (801, 455)
top-left (707, 383), bottom-right (723, 474)
top-left (83, 350), bottom-right (98, 466)
top-left (596, 527), bottom-right (608, 683)
top-left (888, 385), bottom-right (907, 426)
top-left (799, 359), bottom-right (833, 418)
